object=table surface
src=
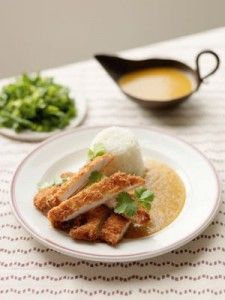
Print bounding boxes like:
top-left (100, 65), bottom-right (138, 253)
top-left (1, 27), bottom-right (225, 300)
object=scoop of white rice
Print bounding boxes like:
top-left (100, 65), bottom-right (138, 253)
top-left (91, 127), bottom-right (144, 176)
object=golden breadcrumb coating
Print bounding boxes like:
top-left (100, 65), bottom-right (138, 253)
top-left (69, 205), bottom-right (110, 241)
top-left (48, 172), bottom-right (145, 227)
top-left (33, 154), bottom-right (113, 215)
top-left (100, 213), bottom-right (131, 245)
top-left (55, 153), bottom-right (114, 201)
top-left (33, 173), bottom-right (74, 215)
top-left (34, 185), bottom-right (61, 215)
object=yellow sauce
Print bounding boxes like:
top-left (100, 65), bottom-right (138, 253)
top-left (119, 67), bottom-right (193, 101)
top-left (126, 160), bottom-right (185, 239)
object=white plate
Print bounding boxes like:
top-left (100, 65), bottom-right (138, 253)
top-left (0, 90), bottom-right (87, 142)
top-left (10, 126), bottom-right (221, 262)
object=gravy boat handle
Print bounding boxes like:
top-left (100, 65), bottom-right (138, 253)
top-left (196, 50), bottom-right (220, 82)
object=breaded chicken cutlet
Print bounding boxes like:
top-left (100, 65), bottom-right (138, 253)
top-left (69, 205), bottom-right (110, 241)
top-left (34, 154), bottom-right (151, 245)
top-left (33, 172), bottom-right (74, 215)
top-left (33, 154), bottom-right (113, 214)
top-left (55, 153), bottom-right (113, 201)
top-left (48, 172), bottom-right (145, 228)
top-left (100, 213), bottom-right (131, 245)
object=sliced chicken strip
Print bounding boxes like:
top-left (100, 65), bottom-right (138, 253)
top-left (56, 153), bottom-right (114, 202)
top-left (34, 154), bottom-right (113, 214)
top-left (69, 205), bottom-right (110, 241)
top-left (34, 185), bottom-right (61, 215)
top-left (33, 173), bottom-right (74, 215)
top-left (48, 172), bottom-right (145, 227)
top-left (100, 213), bottom-right (131, 245)
top-left (106, 198), bottom-right (150, 225)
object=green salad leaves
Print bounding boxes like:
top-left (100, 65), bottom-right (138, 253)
top-left (0, 73), bottom-right (76, 132)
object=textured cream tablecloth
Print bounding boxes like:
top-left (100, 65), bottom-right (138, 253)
top-left (1, 27), bottom-right (225, 300)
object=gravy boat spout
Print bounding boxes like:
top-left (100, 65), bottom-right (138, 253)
top-left (94, 54), bottom-right (134, 81)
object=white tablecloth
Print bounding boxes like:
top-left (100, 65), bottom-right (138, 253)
top-left (1, 27), bottom-right (225, 300)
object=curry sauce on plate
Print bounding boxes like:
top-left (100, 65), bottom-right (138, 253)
top-left (126, 160), bottom-right (186, 238)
